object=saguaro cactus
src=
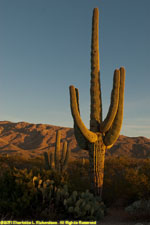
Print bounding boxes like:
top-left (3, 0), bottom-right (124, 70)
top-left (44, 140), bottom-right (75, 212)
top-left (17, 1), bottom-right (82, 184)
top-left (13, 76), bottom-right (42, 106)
top-left (44, 130), bottom-right (70, 173)
top-left (69, 8), bottom-right (125, 197)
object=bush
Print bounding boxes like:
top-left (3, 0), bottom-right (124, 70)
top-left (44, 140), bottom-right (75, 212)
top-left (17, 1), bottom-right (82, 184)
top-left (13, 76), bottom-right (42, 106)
top-left (33, 174), bottom-right (105, 221)
top-left (103, 157), bottom-right (150, 206)
top-left (1, 155), bottom-right (150, 220)
top-left (0, 168), bottom-right (40, 219)
top-left (0, 165), bottom-right (105, 221)
top-left (67, 160), bottom-right (91, 192)
top-left (125, 199), bottom-right (150, 219)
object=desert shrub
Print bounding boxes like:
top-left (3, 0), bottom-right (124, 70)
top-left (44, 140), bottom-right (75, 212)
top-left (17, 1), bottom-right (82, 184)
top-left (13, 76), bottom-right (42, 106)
top-left (67, 157), bottom-right (150, 207)
top-left (1, 155), bottom-right (150, 219)
top-left (103, 157), bottom-right (150, 206)
top-left (0, 154), bottom-right (43, 170)
top-left (67, 160), bottom-right (91, 192)
top-left (0, 165), bottom-right (105, 221)
top-left (0, 167), bottom-right (44, 219)
top-left (125, 199), bottom-right (150, 220)
top-left (0, 167), bottom-right (67, 220)
top-left (34, 176), bottom-right (105, 221)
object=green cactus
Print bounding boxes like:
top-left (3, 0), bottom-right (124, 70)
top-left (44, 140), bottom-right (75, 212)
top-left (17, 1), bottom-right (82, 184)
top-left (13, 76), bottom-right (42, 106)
top-left (64, 188), bottom-right (105, 220)
top-left (44, 152), bottom-right (51, 170)
top-left (44, 130), bottom-right (70, 173)
top-left (69, 8), bottom-right (125, 197)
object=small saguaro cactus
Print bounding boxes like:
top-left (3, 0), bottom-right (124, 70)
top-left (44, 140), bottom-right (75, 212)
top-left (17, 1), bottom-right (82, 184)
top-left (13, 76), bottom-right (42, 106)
top-left (44, 130), bottom-right (70, 173)
top-left (69, 8), bottom-right (125, 197)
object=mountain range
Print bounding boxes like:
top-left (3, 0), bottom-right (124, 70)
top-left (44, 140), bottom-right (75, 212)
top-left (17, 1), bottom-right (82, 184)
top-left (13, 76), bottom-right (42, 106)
top-left (0, 121), bottom-right (150, 160)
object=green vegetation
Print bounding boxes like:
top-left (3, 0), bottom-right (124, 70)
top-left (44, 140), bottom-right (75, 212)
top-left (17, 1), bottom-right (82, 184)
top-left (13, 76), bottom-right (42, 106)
top-left (0, 155), bottom-right (104, 220)
top-left (69, 8), bottom-right (125, 197)
top-left (125, 199), bottom-right (150, 219)
top-left (103, 157), bottom-right (150, 206)
top-left (0, 155), bottom-right (150, 220)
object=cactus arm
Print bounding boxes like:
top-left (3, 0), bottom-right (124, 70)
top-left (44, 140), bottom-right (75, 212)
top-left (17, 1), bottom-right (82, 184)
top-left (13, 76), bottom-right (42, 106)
top-left (75, 88), bottom-right (80, 113)
top-left (69, 85), bottom-right (97, 143)
top-left (90, 8), bottom-right (102, 132)
top-left (104, 67), bottom-right (125, 147)
top-left (55, 130), bottom-right (61, 170)
top-left (73, 88), bottom-right (89, 150)
top-left (62, 141), bottom-right (70, 171)
top-left (44, 152), bottom-right (50, 170)
top-left (74, 123), bottom-right (89, 150)
top-left (49, 152), bottom-right (54, 170)
top-left (61, 141), bottom-right (67, 165)
top-left (100, 69), bottom-right (120, 133)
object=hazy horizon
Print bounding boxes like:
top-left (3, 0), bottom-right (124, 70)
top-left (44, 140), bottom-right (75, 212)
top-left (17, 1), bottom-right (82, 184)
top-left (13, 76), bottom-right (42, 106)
top-left (0, 0), bottom-right (150, 138)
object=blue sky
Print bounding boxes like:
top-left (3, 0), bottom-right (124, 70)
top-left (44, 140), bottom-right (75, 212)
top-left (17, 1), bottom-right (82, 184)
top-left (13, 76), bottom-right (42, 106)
top-left (0, 0), bottom-right (150, 138)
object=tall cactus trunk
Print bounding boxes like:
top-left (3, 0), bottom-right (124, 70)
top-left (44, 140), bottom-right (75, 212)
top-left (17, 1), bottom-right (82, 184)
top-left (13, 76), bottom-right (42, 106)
top-left (90, 8), bottom-right (102, 132)
top-left (69, 8), bottom-right (125, 198)
top-left (89, 134), bottom-right (106, 197)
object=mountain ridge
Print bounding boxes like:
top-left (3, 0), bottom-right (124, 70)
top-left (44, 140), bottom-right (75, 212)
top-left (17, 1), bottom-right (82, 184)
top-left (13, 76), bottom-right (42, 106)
top-left (0, 121), bottom-right (150, 160)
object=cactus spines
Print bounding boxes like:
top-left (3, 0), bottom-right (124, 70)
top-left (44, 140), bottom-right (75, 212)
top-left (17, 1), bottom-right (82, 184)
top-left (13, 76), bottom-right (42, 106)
top-left (44, 130), bottom-right (70, 173)
top-left (69, 8), bottom-right (125, 197)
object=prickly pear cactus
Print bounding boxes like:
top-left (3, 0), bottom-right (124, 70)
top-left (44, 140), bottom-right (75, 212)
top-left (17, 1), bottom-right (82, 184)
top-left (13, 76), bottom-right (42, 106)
top-left (64, 189), bottom-right (105, 220)
top-left (33, 175), bottom-right (105, 220)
